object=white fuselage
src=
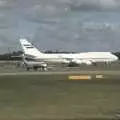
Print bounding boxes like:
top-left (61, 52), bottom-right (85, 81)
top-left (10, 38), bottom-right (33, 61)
top-left (20, 39), bottom-right (118, 65)
top-left (28, 51), bottom-right (118, 64)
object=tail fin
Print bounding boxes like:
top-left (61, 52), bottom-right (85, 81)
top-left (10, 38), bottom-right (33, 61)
top-left (19, 38), bottom-right (43, 57)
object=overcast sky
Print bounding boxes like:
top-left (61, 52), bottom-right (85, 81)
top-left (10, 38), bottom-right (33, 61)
top-left (0, 0), bottom-right (120, 53)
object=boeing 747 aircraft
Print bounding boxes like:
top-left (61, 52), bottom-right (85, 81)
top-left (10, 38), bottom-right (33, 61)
top-left (19, 38), bottom-right (118, 68)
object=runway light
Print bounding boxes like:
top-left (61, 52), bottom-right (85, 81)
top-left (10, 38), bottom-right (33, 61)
top-left (68, 75), bottom-right (92, 80)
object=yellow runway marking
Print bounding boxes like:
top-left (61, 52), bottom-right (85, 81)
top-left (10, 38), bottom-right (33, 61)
top-left (68, 75), bottom-right (92, 80)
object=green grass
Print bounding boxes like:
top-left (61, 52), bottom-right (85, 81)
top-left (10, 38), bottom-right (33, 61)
top-left (0, 75), bottom-right (119, 120)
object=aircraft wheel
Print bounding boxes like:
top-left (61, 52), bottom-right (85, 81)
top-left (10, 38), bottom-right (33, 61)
top-left (33, 67), bottom-right (38, 71)
top-left (43, 67), bottom-right (47, 71)
top-left (26, 67), bottom-right (30, 71)
top-left (41, 67), bottom-right (47, 71)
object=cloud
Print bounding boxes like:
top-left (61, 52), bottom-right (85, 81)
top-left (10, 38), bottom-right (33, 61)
top-left (0, 28), bottom-right (19, 53)
top-left (0, 0), bottom-right (7, 7)
top-left (0, 0), bottom-right (120, 53)
top-left (32, 19), bottom-right (120, 52)
top-left (0, 0), bottom-right (16, 9)
top-left (14, 0), bottom-right (120, 25)
top-left (0, 13), bottom-right (17, 29)
top-left (0, 0), bottom-right (18, 29)
top-left (69, 0), bottom-right (120, 11)
top-left (0, 0), bottom-right (118, 24)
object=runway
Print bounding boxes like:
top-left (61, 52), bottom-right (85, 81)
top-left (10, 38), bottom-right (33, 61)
top-left (0, 70), bottom-right (120, 75)
top-left (0, 70), bottom-right (119, 120)
top-left (0, 70), bottom-right (120, 81)
top-left (0, 69), bottom-right (120, 119)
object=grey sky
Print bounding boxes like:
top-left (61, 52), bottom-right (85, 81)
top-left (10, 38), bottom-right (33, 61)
top-left (0, 0), bottom-right (120, 53)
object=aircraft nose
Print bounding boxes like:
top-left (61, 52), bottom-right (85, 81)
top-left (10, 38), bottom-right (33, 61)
top-left (112, 52), bottom-right (120, 60)
top-left (115, 56), bottom-right (118, 60)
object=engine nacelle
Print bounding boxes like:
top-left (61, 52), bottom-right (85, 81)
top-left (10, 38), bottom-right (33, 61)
top-left (71, 59), bottom-right (81, 64)
top-left (72, 59), bottom-right (92, 65)
top-left (62, 59), bottom-right (70, 64)
top-left (84, 61), bottom-right (92, 65)
top-left (75, 60), bottom-right (83, 64)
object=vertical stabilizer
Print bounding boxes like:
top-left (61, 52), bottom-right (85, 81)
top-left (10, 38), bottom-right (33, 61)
top-left (19, 38), bottom-right (43, 57)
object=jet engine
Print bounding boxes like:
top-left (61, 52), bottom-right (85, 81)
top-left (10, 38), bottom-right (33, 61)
top-left (72, 59), bottom-right (92, 65)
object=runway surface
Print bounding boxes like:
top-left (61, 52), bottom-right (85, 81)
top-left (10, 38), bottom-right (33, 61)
top-left (0, 70), bottom-right (120, 76)
top-left (0, 70), bottom-right (119, 120)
